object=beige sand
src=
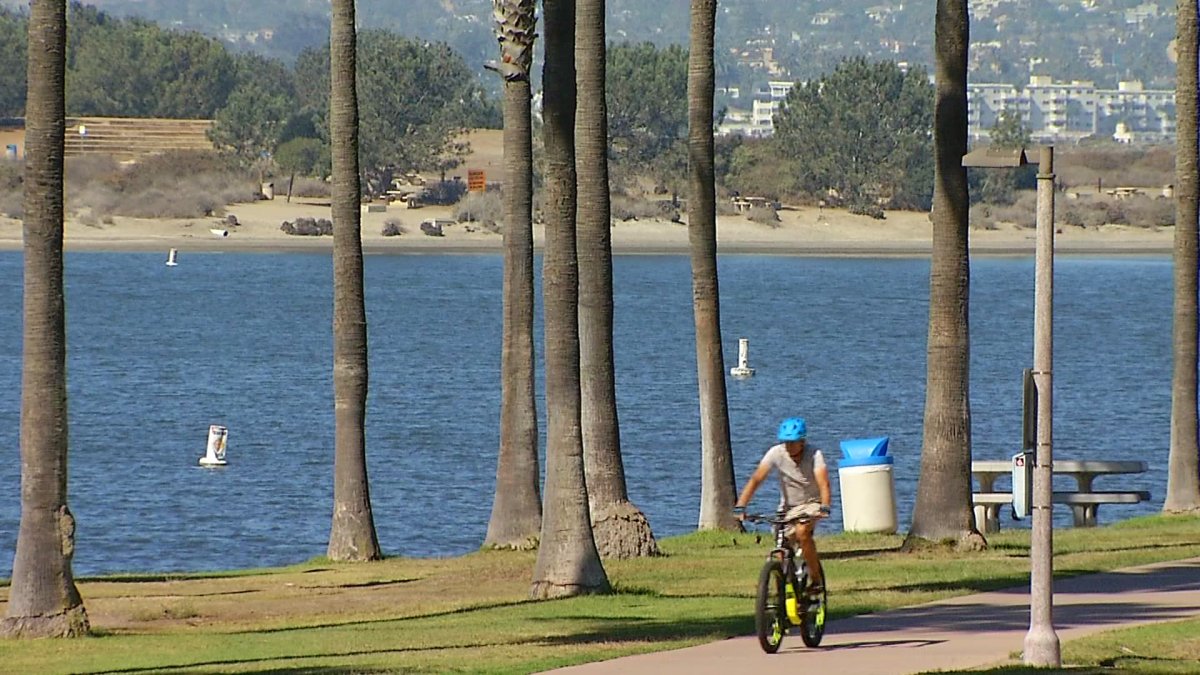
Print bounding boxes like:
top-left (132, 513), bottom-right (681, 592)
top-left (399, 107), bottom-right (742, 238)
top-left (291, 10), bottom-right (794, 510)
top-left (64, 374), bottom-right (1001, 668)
top-left (0, 196), bottom-right (1175, 256)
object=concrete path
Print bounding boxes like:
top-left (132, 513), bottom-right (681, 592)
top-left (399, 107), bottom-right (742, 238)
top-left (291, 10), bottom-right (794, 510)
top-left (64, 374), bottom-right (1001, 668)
top-left (549, 557), bottom-right (1200, 674)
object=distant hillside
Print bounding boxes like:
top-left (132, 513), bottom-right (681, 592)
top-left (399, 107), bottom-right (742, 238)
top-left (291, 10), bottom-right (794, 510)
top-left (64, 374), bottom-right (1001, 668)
top-left (5, 0), bottom-right (1178, 92)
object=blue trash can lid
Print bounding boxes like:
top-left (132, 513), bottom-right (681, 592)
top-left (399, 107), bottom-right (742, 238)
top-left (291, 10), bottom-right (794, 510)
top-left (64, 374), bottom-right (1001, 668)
top-left (838, 437), bottom-right (892, 467)
top-left (838, 454), bottom-right (894, 467)
top-left (841, 436), bottom-right (889, 458)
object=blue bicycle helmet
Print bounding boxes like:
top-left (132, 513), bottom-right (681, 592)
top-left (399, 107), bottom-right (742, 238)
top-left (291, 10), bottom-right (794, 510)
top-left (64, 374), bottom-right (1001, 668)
top-left (777, 417), bottom-right (807, 441)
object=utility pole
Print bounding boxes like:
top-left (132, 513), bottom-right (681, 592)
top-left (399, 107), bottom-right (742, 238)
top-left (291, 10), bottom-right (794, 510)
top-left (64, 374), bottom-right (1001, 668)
top-left (1024, 145), bottom-right (1061, 667)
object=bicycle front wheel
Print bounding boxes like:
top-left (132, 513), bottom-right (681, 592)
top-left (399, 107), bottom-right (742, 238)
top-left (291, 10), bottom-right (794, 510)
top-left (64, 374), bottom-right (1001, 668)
top-left (800, 563), bottom-right (827, 647)
top-left (755, 560), bottom-right (787, 654)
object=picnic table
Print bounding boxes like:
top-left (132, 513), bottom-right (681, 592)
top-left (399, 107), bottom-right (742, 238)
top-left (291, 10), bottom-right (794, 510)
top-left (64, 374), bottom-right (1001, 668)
top-left (971, 459), bottom-right (1149, 533)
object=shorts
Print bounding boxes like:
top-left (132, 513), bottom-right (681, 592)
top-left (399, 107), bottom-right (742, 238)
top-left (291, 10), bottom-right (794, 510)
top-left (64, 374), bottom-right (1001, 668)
top-left (782, 502), bottom-right (823, 539)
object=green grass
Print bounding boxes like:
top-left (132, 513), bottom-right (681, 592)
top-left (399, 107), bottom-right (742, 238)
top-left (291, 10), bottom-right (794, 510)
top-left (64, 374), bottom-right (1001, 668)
top-left (1, 514), bottom-right (1198, 673)
top-left (930, 617), bottom-right (1200, 674)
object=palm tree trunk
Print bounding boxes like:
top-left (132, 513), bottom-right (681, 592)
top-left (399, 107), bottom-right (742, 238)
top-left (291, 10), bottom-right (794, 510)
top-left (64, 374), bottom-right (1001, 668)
top-left (531, 0), bottom-right (610, 598)
top-left (327, 0), bottom-right (382, 561)
top-left (1166, 0), bottom-right (1200, 513)
top-left (687, 0), bottom-right (739, 532)
top-left (907, 0), bottom-right (983, 547)
top-left (575, 0), bottom-right (658, 558)
top-left (2, 0), bottom-right (89, 639)
top-left (485, 0), bottom-right (543, 548)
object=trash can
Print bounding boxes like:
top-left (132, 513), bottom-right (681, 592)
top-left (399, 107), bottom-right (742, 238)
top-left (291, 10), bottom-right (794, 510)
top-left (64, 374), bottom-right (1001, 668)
top-left (837, 436), bottom-right (897, 533)
top-left (4, 144), bottom-right (16, 160)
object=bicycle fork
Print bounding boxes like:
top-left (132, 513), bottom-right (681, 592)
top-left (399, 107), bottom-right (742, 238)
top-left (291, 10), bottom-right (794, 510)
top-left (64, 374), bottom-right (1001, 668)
top-left (784, 568), bottom-right (803, 624)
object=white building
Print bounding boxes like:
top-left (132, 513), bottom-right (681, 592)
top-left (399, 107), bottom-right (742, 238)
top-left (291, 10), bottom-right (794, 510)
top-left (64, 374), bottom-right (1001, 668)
top-left (716, 80), bottom-right (796, 138)
top-left (968, 76), bottom-right (1174, 144)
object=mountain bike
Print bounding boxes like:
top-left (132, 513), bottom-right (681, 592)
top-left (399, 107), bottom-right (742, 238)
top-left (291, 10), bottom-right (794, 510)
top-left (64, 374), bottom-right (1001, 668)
top-left (743, 511), bottom-right (827, 653)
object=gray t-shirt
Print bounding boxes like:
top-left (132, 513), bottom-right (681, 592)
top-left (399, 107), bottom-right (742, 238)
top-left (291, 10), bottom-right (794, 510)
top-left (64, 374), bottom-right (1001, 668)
top-left (759, 443), bottom-right (826, 509)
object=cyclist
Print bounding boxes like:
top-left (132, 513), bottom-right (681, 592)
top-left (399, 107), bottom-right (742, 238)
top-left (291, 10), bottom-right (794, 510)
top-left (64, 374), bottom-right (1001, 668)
top-left (734, 416), bottom-right (832, 596)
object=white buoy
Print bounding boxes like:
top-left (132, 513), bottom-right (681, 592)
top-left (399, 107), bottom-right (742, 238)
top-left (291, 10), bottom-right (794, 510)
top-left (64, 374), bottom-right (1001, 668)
top-left (199, 424), bottom-right (228, 467)
top-left (165, 248), bottom-right (179, 266)
top-left (730, 337), bottom-right (756, 378)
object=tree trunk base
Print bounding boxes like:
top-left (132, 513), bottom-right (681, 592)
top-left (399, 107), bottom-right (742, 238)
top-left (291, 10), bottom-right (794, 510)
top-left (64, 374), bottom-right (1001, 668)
top-left (1163, 505), bottom-right (1200, 515)
top-left (483, 534), bottom-right (540, 551)
top-left (591, 500), bottom-right (659, 559)
top-left (900, 529), bottom-right (988, 553)
top-left (0, 605), bottom-right (89, 638)
top-left (530, 580), bottom-right (609, 599)
top-left (956, 530), bottom-right (988, 552)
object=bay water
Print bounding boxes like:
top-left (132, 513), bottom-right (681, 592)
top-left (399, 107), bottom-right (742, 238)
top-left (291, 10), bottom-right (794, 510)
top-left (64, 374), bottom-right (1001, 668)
top-left (0, 251), bottom-right (1172, 577)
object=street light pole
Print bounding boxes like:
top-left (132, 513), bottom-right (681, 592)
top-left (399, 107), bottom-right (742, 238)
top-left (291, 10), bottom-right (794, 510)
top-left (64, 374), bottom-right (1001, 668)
top-left (1024, 145), bottom-right (1061, 666)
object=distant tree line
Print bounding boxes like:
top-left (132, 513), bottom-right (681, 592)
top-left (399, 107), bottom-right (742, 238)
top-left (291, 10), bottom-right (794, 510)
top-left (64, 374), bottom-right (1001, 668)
top-left (0, 3), bottom-right (500, 191)
top-left (606, 46), bottom-right (938, 213)
top-left (0, 3), bottom-right (946, 212)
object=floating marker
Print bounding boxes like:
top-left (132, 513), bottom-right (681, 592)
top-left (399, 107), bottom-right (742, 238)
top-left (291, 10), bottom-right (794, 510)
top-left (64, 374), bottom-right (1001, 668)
top-left (165, 248), bottom-right (178, 266)
top-left (730, 337), bottom-right (756, 378)
top-left (199, 425), bottom-right (228, 467)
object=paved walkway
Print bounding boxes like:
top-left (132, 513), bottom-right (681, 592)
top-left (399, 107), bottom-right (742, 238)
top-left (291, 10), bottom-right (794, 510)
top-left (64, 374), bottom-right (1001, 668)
top-left (549, 557), bottom-right (1200, 674)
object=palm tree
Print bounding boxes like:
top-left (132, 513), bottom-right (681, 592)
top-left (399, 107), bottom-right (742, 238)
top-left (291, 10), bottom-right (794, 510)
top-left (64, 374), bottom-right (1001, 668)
top-left (575, 0), bottom-right (658, 557)
top-left (2, 0), bottom-right (89, 639)
top-left (530, 0), bottom-right (611, 598)
top-left (484, 0), bottom-right (543, 549)
top-left (1166, 0), bottom-right (1200, 514)
top-left (326, 0), bottom-right (382, 561)
top-left (907, 0), bottom-right (984, 547)
top-left (687, 0), bottom-right (739, 532)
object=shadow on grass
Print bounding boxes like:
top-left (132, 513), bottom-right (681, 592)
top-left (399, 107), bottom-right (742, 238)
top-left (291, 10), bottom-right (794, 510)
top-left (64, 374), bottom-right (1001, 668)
top-left (297, 578), bottom-right (418, 590)
top-left (91, 614), bottom-right (750, 674)
top-left (225, 597), bottom-right (539, 635)
top-left (822, 546), bottom-right (903, 561)
top-left (1055, 541), bottom-right (1200, 557)
top-left (130, 588), bottom-right (261, 599)
top-left (875, 575), bottom-right (1031, 595)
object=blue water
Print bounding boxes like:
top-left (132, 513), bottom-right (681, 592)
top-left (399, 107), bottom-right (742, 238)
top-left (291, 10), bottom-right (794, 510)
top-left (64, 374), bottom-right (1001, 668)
top-left (0, 252), bottom-right (1173, 577)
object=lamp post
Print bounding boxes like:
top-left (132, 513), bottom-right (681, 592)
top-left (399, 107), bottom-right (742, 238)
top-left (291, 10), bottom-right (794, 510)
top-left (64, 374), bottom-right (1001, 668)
top-left (962, 145), bottom-right (1061, 666)
top-left (1024, 145), bottom-right (1061, 666)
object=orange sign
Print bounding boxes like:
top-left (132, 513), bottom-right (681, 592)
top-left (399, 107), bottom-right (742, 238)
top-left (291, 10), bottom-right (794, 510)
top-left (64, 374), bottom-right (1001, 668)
top-left (467, 169), bottom-right (486, 192)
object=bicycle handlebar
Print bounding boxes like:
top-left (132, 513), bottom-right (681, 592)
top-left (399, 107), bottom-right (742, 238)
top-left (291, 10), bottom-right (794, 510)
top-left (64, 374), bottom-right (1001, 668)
top-left (741, 511), bottom-right (824, 525)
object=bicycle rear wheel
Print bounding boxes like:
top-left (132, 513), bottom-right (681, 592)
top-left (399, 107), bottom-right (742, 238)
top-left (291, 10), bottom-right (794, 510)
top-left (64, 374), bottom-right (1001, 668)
top-left (800, 563), bottom-right (827, 647)
top-left (755, 560), bottom-right (787, 653)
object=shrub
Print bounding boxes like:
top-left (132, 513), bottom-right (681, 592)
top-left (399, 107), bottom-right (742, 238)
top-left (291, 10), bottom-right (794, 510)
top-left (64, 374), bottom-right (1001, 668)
top-left (969, 203), bottom-right (997, 230)
top-left (0, 191), bottom-right (21, 218)
top-left (611, 195), bottom-right (679, 222)
top-left (289, 177), bottom-right (331, 199)
top-left (280, 217), bottom-right (332, 236)
top-left (746, 205), bottom-right (781, 227)
top-left (419, 180), bottom-right (467, 206)
top-left (984, 191), bottom-right (1037, 228)
top-left (0, 160), bottom-right (20, 217)
top-left (60, 150), bottom-right (257, 219)
top-left (1120, 195), bottom-right (1174, 228)
top-left (455, 192), bottom-right (503, 228)
top-left (847, 201), bottom-right (886, 220)
top-left (1057, 145), bottom-right (1174, 191)
top-left (381, 218), bottom-right (406, 237)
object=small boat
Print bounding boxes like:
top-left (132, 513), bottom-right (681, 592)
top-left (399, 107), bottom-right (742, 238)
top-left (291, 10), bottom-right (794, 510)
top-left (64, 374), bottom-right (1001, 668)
top-left (199, 425), bottom-right (228, 467)
top-left (165, 248), bottom-right (179, 266)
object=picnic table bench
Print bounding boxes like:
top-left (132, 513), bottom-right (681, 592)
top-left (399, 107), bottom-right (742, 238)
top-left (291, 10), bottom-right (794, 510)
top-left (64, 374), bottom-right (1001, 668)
top-left (971, 459), bottom-right (1149, 533)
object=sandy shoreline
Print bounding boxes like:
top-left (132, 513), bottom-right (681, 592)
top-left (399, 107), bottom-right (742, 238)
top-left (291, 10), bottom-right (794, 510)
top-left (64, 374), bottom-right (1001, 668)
top-left (0, 197), bottom-right (1175, 257)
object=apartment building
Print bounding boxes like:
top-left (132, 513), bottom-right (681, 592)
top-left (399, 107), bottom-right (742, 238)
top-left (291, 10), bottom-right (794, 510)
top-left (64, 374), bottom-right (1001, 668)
top-left (969, 75), bottom-right (1174, 144)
